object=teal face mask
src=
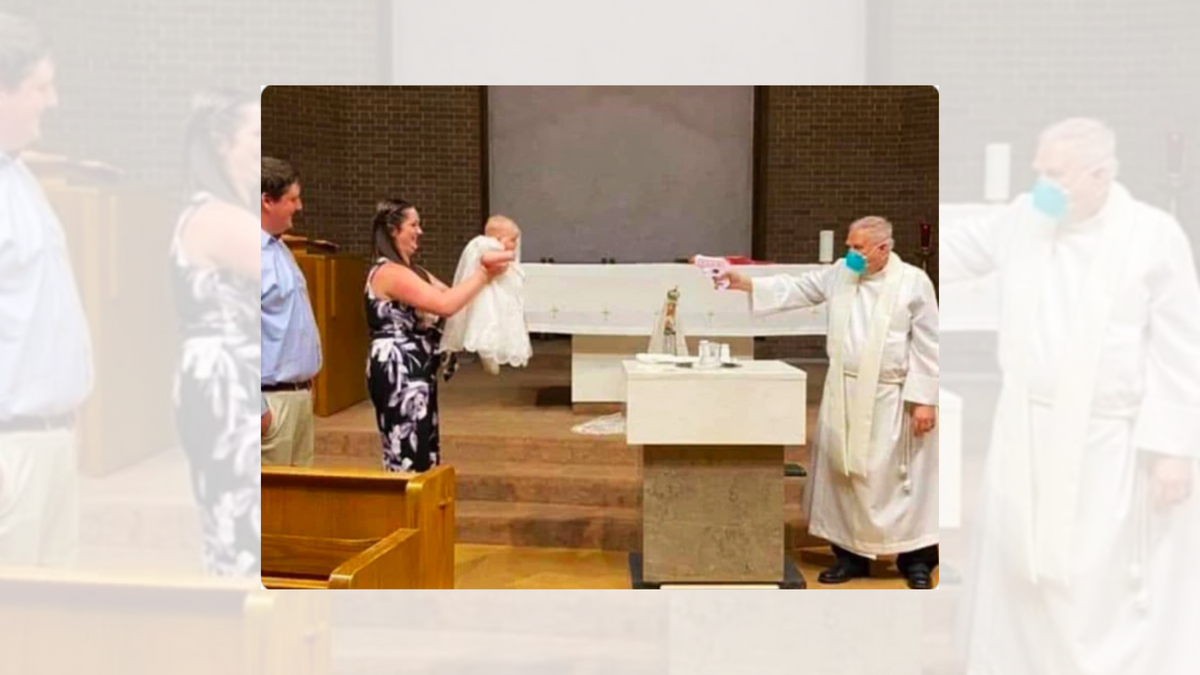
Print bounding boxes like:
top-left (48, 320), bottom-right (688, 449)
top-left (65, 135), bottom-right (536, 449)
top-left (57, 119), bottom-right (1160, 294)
top-left (846, 249), bottom-right (868, 274)
top-left (1032, 177), bottom-right (1069, 221)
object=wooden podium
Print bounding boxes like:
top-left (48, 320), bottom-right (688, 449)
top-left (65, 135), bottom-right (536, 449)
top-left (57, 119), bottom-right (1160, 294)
top-left (290, 248), bottom-right (371, 417)
top-left (42, 179), bottom-right (180, 477)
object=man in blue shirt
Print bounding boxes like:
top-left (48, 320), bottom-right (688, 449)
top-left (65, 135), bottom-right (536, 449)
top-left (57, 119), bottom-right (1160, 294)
top-left (0, 13), bottom-right (91, 566)
top-left (260, 157), bottom-right (321, 466)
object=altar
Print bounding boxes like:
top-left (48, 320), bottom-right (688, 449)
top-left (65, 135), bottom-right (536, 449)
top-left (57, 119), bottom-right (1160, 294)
top-left (524, 263), bottom-right (829, 404)
top-left (624, 358), bottom-right (807, 588)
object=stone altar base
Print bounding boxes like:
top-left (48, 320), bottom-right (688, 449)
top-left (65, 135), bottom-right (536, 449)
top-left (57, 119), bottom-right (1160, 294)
top-left (641, 445), bottom-right (785, 584)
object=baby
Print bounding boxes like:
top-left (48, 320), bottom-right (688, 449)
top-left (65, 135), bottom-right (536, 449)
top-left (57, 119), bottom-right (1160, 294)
top-left (439, 215), bottom-right (532, 374)
top-left (485, 215), bottom-right (521, 253)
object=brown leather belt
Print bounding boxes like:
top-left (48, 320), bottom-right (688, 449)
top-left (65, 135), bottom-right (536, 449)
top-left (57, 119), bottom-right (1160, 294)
top-left (262, 380), bottom-right (312, 392)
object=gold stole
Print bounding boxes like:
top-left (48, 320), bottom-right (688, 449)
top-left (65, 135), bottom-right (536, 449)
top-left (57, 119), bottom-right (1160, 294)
top-left (825, 252), bottom-right (906, 478)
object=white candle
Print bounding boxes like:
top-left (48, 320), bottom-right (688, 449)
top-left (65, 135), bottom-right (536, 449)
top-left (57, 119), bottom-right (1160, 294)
top-left (819, 230), bottom-right (834, 263)
top-left (985, 143), bottom-right (1011, 202)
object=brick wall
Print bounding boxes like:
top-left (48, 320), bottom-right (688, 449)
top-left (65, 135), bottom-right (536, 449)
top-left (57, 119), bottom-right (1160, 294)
top-left (263, 86), bottom-right (485, 283)
top-left (756, 86), bottom-right (939, 360)
top-left (260, 86), bottom-right (350, 256)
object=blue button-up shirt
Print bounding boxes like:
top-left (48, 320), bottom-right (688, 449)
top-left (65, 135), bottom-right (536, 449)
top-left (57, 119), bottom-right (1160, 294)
top-left (0, 151), bottom-right (94, 419)
top-left (261, 230), bottom-right (322, 401)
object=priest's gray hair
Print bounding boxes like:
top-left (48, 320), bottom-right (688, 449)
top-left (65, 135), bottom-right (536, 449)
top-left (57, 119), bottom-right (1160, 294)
top-left (848, 216), bottom-right (894, 249)
top-left (1038, 117), bottom-right (1120, 178)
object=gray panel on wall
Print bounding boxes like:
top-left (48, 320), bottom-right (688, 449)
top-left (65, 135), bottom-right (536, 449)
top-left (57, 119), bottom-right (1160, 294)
top-left (488, 87), bottom-right (754, 263)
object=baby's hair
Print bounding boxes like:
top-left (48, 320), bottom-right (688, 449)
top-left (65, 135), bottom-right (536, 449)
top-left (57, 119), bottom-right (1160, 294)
top-left (484, 215), bottom-right (520, 238)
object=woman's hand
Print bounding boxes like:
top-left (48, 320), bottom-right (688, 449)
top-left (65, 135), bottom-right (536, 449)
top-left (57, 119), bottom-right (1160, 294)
top-left (261, 409), bottom-right (272, 438)
top-left (481, 250), bottom-right (515, 278)
top-left (715, 270), bottom-right (753, 292)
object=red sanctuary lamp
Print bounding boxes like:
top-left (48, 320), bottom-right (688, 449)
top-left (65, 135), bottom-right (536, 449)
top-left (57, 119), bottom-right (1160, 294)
top-left (919, 220), bottom-right (932, 272)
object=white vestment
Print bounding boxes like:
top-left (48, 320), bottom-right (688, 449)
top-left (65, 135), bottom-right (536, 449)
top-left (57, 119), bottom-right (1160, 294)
top-left (943, 183), bottom-right (1200, 675)
top-left (751, 252), bottom-right (940, 557)
top-left (439, 235), bottom-right (532, 373)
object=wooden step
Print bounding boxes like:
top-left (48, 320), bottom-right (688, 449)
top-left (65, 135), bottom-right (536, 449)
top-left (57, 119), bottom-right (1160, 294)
top-left (447, 435), bottom-right (640, 466)
top-left (457, 461), bottom-right (641, 508)
top-left (456, 501), bottom-right (641, 551)
top-left (317, 430), bottom-right (644, 467)
top-left (317, 455), bottom-right (808, 508)
top-left (320, 428), bottom-right (809, 467)
top-left (456, 500), bottom-right (824, 552)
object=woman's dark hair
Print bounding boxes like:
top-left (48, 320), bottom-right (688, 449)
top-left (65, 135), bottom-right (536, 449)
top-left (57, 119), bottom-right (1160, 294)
top-left (373, 198), bottom-right (430, 282)
top-left (0, 12), bottom-right (49, 90)
top-left (184, 88), bottom-right (258, 208)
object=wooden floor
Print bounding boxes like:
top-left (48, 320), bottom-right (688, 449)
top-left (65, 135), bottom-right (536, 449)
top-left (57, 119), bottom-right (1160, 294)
top-left (454, 543), bottom-right (934, 590)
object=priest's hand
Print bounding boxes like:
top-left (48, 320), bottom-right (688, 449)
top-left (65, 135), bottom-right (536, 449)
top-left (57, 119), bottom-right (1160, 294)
top-left (715, 270), bottom-right (752, 292)
top-left (1150, 454), bottom-right (1194, 510)
top-left (911, 405), bottom-right (937, 436)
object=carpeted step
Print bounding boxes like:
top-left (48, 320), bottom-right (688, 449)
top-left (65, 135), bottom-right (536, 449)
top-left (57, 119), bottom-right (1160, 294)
top-left (456, 461), bottom-right (642, 508)
top-left (456, 500), bottom-right (823, 552)
top-left (456, 500), bottom-right (641, 551)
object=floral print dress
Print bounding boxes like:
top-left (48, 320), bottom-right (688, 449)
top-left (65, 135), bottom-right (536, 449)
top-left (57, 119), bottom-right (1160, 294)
top-left (170, 193), bottom-right (260, 577)
top-left (365, 259), bottom-right (444, 472)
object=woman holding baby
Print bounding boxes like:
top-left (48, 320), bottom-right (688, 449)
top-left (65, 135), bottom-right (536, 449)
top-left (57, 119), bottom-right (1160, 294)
top-left (365, 199), bottom-right (514, 472)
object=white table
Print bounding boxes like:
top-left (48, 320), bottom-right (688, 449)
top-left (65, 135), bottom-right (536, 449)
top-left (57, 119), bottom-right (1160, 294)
top-left (525, 263), bottom-right (828, 404)
top-left (624, 359), bottom-right (807, 587)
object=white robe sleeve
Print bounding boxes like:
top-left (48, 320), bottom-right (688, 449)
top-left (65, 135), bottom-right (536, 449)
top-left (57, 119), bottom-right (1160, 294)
top-left (1132, 220), bottom-right (1200, 459)
top-left (750, 266), bottom-right (836, 315)
top-left (902, 269), bottom-right (939, 406)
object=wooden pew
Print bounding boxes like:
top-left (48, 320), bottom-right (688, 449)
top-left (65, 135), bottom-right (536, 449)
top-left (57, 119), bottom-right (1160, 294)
top-left (0, 568), bottom-right (330, 674)
top-left (261, 530), bottom-right (421, 589)
top-left (261, 465), bottom-right (456, 589)
top-left (291, 250), bottom-right (372, 417)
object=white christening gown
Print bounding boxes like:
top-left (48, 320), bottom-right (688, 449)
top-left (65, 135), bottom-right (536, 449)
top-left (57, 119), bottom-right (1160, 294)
top-left (438, 235), bottom-right (532, 374)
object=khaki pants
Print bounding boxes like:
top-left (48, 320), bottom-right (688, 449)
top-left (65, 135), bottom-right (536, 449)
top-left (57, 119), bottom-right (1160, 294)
top-left (0, 428), bottom-right (79, 566)
top-left (262, 390), bottom-right (315, 467)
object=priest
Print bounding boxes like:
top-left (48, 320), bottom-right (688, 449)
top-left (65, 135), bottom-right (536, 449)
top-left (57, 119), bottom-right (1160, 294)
top-left (942, 118), bottom-right (1200, 675)
top-left (718, 215), bottom-right (940, 589)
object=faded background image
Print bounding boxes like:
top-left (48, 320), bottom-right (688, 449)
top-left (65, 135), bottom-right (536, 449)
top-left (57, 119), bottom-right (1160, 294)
top-left (1, 1), bottom-right (1196, 674)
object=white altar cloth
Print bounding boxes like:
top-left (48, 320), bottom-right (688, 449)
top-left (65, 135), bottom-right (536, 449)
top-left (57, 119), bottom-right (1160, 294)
top-left (523, 263), bottom-right (829, 403)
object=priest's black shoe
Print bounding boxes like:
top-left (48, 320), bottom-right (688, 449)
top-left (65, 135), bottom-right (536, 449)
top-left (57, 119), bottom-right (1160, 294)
top-left (904, 563), bottom-right (934, 590)
top-left (817, 562), bottom-right (870, 585)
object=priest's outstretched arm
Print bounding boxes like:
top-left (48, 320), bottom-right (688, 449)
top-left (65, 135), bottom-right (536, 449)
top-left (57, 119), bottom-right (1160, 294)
top-left (718, 267), bottom-right (837, 315)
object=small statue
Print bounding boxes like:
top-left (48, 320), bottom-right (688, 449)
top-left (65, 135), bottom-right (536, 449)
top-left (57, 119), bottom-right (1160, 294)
top-left (649, 286), bottom-right (689, 356)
